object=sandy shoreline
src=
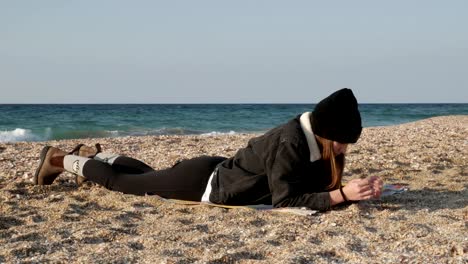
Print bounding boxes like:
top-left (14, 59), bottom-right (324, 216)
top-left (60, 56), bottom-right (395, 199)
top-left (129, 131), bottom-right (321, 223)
top-left (1, 115), bottom-right (467, 263)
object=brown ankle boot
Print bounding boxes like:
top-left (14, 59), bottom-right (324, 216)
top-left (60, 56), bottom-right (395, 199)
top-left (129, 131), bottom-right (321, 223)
top-left (70, 143), bottom-right (102, 158)
top-left (34, 146), bottom-right (67, 185)
top-left (69, 143), bottom-right (102, 186)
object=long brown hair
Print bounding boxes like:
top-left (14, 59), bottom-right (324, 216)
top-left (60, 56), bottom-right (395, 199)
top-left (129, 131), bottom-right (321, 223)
top-left (315, 135), bottom-right (345, 190)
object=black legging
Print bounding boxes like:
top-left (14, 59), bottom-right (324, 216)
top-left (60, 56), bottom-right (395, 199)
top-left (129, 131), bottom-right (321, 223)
top-left (82, 155), bottom-right (227, 201)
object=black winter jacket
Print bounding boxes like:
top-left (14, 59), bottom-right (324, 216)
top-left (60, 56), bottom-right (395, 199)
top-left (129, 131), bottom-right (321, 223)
top-left (209, 112), bottom-right (333, 211)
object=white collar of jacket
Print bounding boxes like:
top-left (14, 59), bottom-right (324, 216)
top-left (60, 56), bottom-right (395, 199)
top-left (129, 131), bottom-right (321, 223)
top-left (299, 112), bottom-right (322, 162)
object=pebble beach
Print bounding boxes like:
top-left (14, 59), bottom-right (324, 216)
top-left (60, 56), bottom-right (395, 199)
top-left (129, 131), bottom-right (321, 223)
top-left (0, 115), bottom-right (467, 263)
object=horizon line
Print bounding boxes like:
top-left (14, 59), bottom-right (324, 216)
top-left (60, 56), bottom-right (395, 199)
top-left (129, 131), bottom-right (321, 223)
top-left (0, 102), bottom-right (467, 105)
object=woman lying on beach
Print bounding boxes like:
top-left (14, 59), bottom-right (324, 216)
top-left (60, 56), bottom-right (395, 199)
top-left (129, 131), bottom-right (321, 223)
top-left (34, 88), bottom-right (383, 211)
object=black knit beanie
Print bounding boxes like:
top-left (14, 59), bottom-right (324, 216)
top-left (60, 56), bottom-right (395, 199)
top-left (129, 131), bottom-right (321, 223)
top-left (311, 88), bottom-right (362, 143)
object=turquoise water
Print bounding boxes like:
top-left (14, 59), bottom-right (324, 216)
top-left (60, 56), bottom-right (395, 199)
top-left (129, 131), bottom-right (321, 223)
top-left (0, 104), bottom-right (467, 142)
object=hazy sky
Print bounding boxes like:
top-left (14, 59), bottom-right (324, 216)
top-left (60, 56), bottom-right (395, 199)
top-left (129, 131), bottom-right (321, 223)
top-left (1, 1), bottom-right (467, 103)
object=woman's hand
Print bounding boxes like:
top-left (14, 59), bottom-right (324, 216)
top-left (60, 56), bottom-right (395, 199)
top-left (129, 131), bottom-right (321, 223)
top-left (342, 177), bottom-right (384, 201)
top-left (368, 176), bottom-right (383, 199)
top-left (342, 178), bottom-right (374, 201)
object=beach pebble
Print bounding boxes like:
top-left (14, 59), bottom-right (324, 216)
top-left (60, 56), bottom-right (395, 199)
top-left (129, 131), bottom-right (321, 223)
top-left (0, 115), bottom-right (467, 263)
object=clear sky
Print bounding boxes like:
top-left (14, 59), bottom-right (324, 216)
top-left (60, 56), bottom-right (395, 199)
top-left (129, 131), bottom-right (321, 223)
top-left (1, 1), bottom-right (467, 103)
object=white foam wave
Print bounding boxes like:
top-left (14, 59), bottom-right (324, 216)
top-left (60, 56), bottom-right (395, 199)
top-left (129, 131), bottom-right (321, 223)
top-left (201, 130), bottom-right (237, 136)
top-left (0, 128), bottom-right (43, 142)
top-left (107, 130), bottom-right (120, 136)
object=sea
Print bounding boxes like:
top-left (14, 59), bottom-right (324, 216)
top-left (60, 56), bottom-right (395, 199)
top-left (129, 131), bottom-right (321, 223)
top-left (0, 104), bottom-right (467, 143)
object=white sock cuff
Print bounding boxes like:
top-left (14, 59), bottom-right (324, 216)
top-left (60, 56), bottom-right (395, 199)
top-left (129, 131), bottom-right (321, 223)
top-left (63, 155), bottom-right (90, 177)
top-left (94, 153), bottom-right (120, 165)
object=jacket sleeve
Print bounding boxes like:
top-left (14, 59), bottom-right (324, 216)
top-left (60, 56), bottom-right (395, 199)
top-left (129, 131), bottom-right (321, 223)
top-left (265, 138), bottom-right (331, 211)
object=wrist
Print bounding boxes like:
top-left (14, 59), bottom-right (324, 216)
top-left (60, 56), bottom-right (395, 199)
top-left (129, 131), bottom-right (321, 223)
top-left (329, 189), bottom-right (347, 206)
top-left (339, 186), bottom-right (349, 202)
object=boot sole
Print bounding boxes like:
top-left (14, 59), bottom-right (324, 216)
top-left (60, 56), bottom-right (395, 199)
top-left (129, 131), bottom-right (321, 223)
top-left (34, 146), bottom-right (51, 185)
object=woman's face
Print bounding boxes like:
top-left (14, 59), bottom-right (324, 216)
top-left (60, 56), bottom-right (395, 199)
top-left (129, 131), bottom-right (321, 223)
top-left (333, 142), bottom-right (348, 156)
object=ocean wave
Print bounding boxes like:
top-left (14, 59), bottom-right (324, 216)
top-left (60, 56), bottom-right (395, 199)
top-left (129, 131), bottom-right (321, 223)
top-left (200, 131), bottom-right (237, 136)
top-left (0, 128), bottom-right (45, 142)
top-left (116, 128), bottom-right (241, 137)
top-left (0, 127), bottom-right (242, 142)
top-left (119, 127), bottom-right (226, 136)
